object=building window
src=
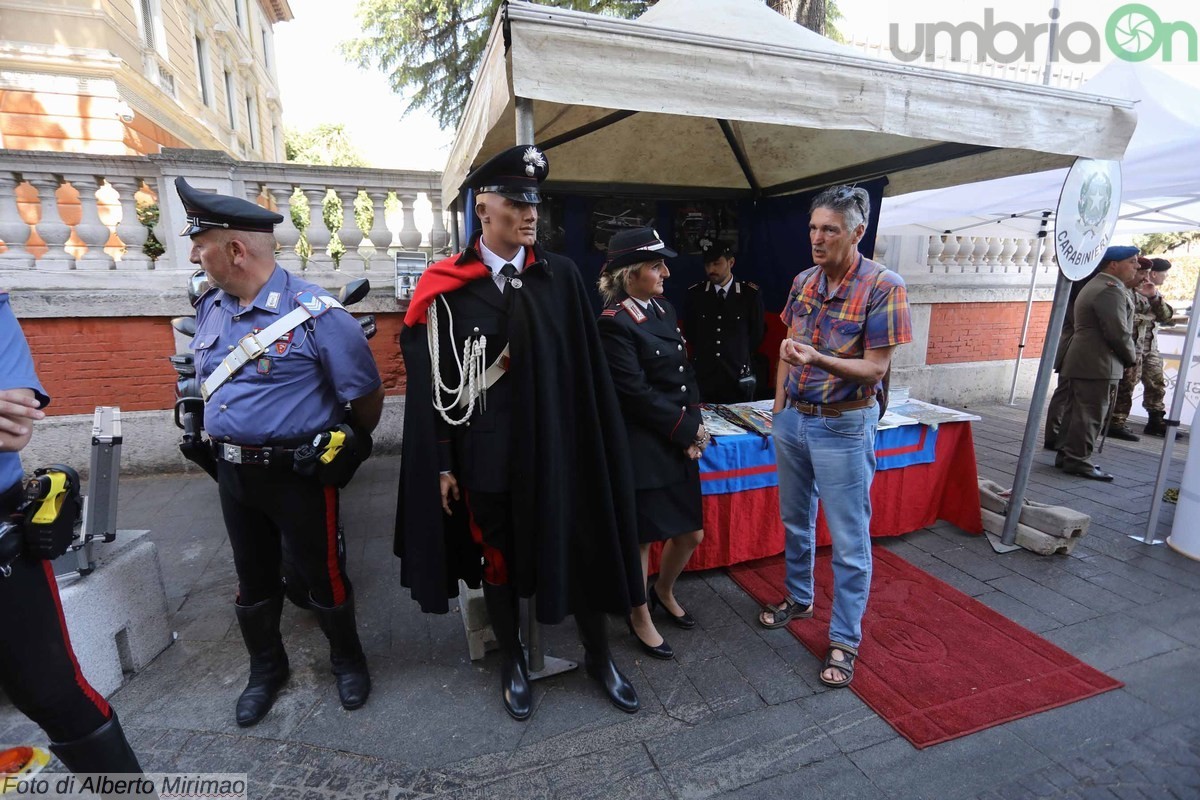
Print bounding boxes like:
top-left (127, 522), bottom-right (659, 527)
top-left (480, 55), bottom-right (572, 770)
top-left (224, 71), bottom-right (236, 129)
top-left (234, 0), bottom-right (247, 33)
top-left (261, 28), bottom-right (272, 71)
top-left (135, 0), bottom-right (167, 58)
top-left (195, 36), bottom-right (211, 107)
top-left (245, 94), bottom-right (258, 150)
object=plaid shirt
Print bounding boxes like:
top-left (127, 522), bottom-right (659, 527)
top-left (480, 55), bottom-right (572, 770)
top-left (781, 254), bottom-right (912, 405)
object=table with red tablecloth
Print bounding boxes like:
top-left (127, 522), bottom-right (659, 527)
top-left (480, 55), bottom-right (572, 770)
top-left (648, 420), bottom-right (983, 573)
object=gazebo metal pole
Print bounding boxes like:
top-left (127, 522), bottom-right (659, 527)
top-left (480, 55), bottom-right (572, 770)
top-left (1009, 212), bottom-right (1053, 404)
top-left (514, 95), bottom-right (577, 679)
top-left (1138, 268), bottom-right (1200, 545)
top-left (1002, 270), bottom-right (1072, 546)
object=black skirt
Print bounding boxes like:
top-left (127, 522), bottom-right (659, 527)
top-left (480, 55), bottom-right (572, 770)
top-left (635, 459), bottom-right (703, 544)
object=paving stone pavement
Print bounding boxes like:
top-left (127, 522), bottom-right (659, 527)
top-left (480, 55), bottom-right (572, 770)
top-left (2, 402), bottom-right (1198, 799)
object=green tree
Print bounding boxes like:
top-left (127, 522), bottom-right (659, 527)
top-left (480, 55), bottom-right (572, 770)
top-left (1133, 231), bottom-right (1200, 256)
top-left (343, 0), bottom-right (841, 130)
top-left (284, 123), bottom-right (369, 167)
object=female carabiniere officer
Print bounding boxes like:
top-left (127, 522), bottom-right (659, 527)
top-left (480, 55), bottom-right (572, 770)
top-left (597, 228), bottom-right (707, 660)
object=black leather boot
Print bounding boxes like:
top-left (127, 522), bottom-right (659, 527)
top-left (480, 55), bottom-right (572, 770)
top-left (1106, 423), bottom-right (1140, 442)
top-left (575, 612), bottom-right (639, 714)
top-left (234, 593), bottom-right (289, 726)
top-left (311, 595), bottom-right (370, 710)
top-left (1144, 411), bottom-right (1167, 437)
top-left (50, 713), bottom-right (157, 798)
top-left (483, 583), bottom-right (532, 720)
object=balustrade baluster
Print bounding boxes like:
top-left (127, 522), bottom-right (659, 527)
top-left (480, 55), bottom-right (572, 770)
top-left (970, 236), bottom-right (988, 272)
top-left (985, 236), bottom-right (1003, 272)
top-left (429, 193), bottom-right (450, 252)
top-left (108, 177), bottom-right (151, 270)
top-left (1013, 237), bottom-right (1033, 271)
top-left (337, 189), bottom-right (366, 272)
top-left (0, 173), bottom-right (33, 269)
top-left (940, 235), bottom-right (959, 273)
top-left (925, 234), bottom-right (943, 272)
top-left (27, 175), bottom-right (74, 270)
top-left (397, 193), bottom-right (423, 250)
top-left (365, 189), bottom-right (393, 270)
top-left (66, 174), bottom-right (115, 270)
top-left (999, 237), bottom-right (1018, 272)
top-left (301, 186), bottom-right (333, 271)
top-left (266, 183), bottom-right (303, 270)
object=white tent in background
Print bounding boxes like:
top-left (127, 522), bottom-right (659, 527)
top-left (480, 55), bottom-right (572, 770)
top-left (879, 61), bottom-right (1200, 237)
top-left (441, 0), bottom-right (1135, 208)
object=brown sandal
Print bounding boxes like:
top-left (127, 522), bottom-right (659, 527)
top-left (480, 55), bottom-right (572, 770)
top-left (819, 644), bottom-right (858, 688)
top-left (757, 597), bottom-right (814, 629)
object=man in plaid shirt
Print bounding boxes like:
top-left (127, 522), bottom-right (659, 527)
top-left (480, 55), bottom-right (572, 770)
top-left (757, 185), bottom-right (912, 689)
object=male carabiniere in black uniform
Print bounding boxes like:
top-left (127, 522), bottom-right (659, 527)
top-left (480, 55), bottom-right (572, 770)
top-left (684, 240), bottom-right (765, 403)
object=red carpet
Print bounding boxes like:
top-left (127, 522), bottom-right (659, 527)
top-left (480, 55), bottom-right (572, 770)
top-left (729, 548), bottom-right (1123, 749)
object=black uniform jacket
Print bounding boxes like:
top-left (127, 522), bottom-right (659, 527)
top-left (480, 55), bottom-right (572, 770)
top-left (684, 279), bottom-right (765, 402)
top-left (597, 295), bottom-right (702, 490)
top-left (395, 238), bottom-right (645, 623)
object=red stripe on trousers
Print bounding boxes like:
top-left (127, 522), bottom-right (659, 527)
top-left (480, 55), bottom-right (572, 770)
top-left (324, 486), bottom-right (347, 605)
top-left (41, 560), bottom-right (111, 720)
top-left (463, 491), bottom-right (508, 585)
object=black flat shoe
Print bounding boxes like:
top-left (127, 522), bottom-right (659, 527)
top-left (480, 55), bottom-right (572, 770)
top-left (626, 618), bottom-right (673, 660)
top-left (648, 585), bottom-right (696, 630)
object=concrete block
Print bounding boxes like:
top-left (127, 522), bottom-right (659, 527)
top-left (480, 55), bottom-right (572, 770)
top-left (458, 580), bottom-right (496, 661)
top-left (979, 479), bottom-right (1090, 540)
top-left (981, 508), bottom-right (1082, 556)
top-left (55, 529), bottom-right (173, 697)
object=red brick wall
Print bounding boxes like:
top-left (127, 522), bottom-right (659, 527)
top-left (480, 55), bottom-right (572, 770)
top-left (22, 313), bottom-right (408, 417)
top-left (926, 301), bottom-right (1051, 365)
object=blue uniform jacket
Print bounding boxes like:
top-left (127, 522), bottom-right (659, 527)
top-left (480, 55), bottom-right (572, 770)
top-left (0, 292), bottom-right (49, 492)
top-left (192, 266), bottom-right (381, 445)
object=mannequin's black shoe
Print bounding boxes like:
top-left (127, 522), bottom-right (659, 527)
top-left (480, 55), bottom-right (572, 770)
top-left (483, 584), bottom-right (532, 720)
top-left (1106, 424), bottom-right (1140, 442)
top-left (1054, 451), bottom-right (1065, 469)
top-left (234, 593), bottom-right (290, 726)
top-left (1064, 464), bottom-right (1114, 482)
top-left (626, 617), bottom-right (673, 660)
top-left (577, 612), bottom-right (639, 713)
top-left (50, 713), bottom-right (155, 797)
top-left (312, 595), bottom-right (371, 710)
top-left (649, 584), bottom-right (696, 629)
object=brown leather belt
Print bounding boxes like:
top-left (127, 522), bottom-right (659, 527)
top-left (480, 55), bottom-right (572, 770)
top-left (788, 396), bottom-right (876, 418)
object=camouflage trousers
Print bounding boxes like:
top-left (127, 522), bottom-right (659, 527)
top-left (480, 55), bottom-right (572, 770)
top-left (1141, 348), bottom-right (1167, 413)
top-left (1111, 354), bottom-right (1144, 427)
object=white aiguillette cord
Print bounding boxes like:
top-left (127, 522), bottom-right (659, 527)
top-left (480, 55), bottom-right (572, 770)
top-left (428, 295), bottom-right (488, 425)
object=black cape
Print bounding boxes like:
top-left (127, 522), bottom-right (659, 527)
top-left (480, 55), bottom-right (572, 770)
top-left (394, 246), bottom-right (645, 623)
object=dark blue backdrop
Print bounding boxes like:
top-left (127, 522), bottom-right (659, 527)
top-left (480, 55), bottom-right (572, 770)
top-left (463, 177), bottom-right (887, 318)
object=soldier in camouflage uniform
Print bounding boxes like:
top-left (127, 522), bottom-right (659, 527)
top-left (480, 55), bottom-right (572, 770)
top-left (1141, 258), bottom-right (1177, 437)
top-left (1109, 258), bottom-right (1173, 441)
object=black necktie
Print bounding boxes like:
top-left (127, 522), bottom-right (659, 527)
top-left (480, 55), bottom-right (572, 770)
top-left (498, 263), bottom-right (516, 293)
top-left (718, 288), bottom-right (727, 300)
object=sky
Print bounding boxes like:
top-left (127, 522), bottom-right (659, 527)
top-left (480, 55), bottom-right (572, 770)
top-left (273, 0), bottom-right (1200, 172)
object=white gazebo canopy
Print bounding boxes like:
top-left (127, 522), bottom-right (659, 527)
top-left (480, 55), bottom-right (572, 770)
top-left (880, 61), bottom-right (1200, 237)
top-left (442, 0), bottom-right (1136, 208)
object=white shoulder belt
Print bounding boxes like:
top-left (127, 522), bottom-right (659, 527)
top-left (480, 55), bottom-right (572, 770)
top-left (201, 295), bottom-right (344, 401)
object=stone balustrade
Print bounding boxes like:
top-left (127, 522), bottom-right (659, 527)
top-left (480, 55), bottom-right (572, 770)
top-left (874, 232), bottom-right (1058, 285)
top-left (0, 148), bottom-right (451, 316)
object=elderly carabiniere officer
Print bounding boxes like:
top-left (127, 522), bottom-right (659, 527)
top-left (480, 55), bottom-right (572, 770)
top-left (597, 228), bottom-right (708, 661)
top-left (178, 178), bottom-right (384, 726)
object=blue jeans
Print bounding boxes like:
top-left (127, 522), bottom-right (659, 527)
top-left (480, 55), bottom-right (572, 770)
top-left (774, 405), bottom-right (878, 649)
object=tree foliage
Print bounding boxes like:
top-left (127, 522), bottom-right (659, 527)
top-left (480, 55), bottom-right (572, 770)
top-left (343, 0), bottom-right (841, 130)
top-left (284, 123), bottom-right (369, 167)
top-left (1133, 231), bottom-right (1200, 256)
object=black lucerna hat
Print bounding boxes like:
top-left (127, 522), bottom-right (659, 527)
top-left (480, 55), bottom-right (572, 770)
top-left (464, 144), bottom-right (549, 204)
top-left (700, 238), bottom-right (733, 263)
top-left (175, 177), bottom-right (283, 237)
top-left (603, 227), bottom-right (677, 272)
top-left (1151, 258), bottom-right (1172, 272)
